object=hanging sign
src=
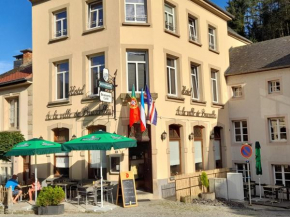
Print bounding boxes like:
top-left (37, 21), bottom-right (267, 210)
top-left (241, 144), bottom-right (252, 159)
top-left (100, 91), bottom-right (112, 103)
top-left (103, 68), bottom-right (109, 82)
top-left (99, 81), bottom-right (113, 90)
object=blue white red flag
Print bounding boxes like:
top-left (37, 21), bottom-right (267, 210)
top-left (145, 85), bottom-right (157, 125)
top-left (140, 89), bottom-right (146, 132)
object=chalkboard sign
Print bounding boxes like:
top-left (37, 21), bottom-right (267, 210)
top-left (116, 171), bottom-right (138, 208)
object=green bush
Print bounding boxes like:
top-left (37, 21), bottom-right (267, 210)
top-left (200, 172), bottom-right (209, 192)
top-left (36, 186), bottom-right (65, 207)
top-left (0, 132), bottom-right (25, 161)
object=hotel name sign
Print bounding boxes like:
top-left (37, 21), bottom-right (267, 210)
top-left (176, 107), bottom-right (216, 119)
top-left (45, 105), bottom-right (111, 121)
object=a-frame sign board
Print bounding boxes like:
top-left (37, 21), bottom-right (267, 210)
top-left (116, 171), bottom-right (138, 208)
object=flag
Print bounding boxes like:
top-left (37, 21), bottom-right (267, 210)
top-left (145, 85), bottom-right (157, 125)
top-left (140, 89), bottom-right (146, 132)
top-left (129, 85), bottom-right (140, 127)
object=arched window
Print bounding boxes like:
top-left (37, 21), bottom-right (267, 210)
top-left (53, 128), bottom-right (69, 177)
top-left (194, 126), bottom-right (204, 171)
top-left (87, 125), bottom-right (107, 179)
top-left (169, 124), bottom-right (182, 176)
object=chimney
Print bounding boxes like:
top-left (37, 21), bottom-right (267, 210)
top-left (21, 49), bottom-right (32, 65)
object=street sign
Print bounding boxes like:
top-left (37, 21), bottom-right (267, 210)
top-left (100, 91), bottom-right (112, 103)
top-left (99, 81), bottom-right (113, 90)
top-left (103, 68), bottom-right (109, 82)
top-left (241, 144), bottom-right (252, 159)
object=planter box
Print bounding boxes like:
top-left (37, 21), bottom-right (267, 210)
top-left (201, 192), bottom-right (216, 201)
top-left (37, 204), bottom-right (64, 215)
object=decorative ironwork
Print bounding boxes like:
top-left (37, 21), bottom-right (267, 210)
top-left (176, 107), bottom-right (216, 119)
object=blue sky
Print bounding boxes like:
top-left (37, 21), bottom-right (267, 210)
top-left (0, 0), bottom-right (227, 74)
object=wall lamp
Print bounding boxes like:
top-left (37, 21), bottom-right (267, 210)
top-left (39, 136), bottom-right (43, 140)
top-left (188, 132), bottom-right (194, 141)
top-left (71, 135), bottom-right (77, 140)
top-left (161, 131), bottom-right (167, 141)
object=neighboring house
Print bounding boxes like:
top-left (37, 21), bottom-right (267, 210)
top-left (28, 0), bottom-right (249, 198)
top-left (0, 49), bottom-right (33, 184)
top-left (227, 36), bottom-right (290, 188)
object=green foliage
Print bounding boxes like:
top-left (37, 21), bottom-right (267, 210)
top-left (36, 186), bottom-right (65, 207)
top-left (0, 132), bottom-right (25, 161)
top-left (200, 172), bottom-right (209, 191)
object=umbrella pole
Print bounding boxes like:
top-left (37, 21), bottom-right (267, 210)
top-left (100, 151), bottom-right (103, 208)
top-left (259, 175), bottom-right (261, 199)
top-left (35, 154), bottom-right (38, 203)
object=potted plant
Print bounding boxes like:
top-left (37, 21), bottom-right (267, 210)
top-left (200, 172), bottom-right (215, 200)
top-left (36, 186), bottom-right (65, 215)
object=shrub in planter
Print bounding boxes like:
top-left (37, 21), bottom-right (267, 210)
top-left (36, 186), bottom-right (65, 215)
top-left (200, 172), bottom-right (215, 201)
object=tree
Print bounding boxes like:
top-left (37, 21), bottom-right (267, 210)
top-left (0, 132), bottom-right (25, 161)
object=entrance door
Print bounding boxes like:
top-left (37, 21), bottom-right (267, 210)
top-left (214, 127), bottom-right (222, 168)
top-left (23, 156), bottom-right (31, 184)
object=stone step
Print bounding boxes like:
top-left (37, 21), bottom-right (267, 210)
top-left (136, 190), bottom-right (154, 200)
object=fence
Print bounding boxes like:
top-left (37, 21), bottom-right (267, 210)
top-left (175, 168), bottom-right (230, 201)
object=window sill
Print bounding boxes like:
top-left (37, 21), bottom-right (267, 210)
top-left (81, 95), bottom-right (101, 104)
top-left (122, 22), bottom-right (151, 27)
top-left (231, 96), bottom-right (244, 101)
top-left (212, 102), bottom-right (224, 109)
top-left (269, 140), bottom-right (287, 145)
top-left (82, 26), bottom-right (105, 36)
top-left (166, 95), bottom-right (185, 103)
top-left (47, 100), bottom-right (71, 108)
top-left (164, 29), bottom-right (180, 38)
top-left (189, 39), bottom-right (202, 47)
top-left (191, 99), bottom-right (206, 106)
top-left (267, 92), bottom-right (282, 96)
top-left (209, 48), bottom-right (220, 54)
top-left (49, 36), bottom-right (69, 44)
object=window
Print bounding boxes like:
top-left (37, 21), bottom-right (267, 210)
top-left (164, 3), bottom-right (175, 32)
top-left (273, 165), bottom-right (290, 187)
top-left (54, 10), bottom-right (67, 38)
top-left (233, 121), bottom-right (248, 142)
top-left (127, 51), bottom-right (148, 92)
top-left (232, 86), bottom-right (242, 98)
top-left (169, 125), bottom-right (182, 176)
top-left (191, 65), bottom-right (199, 100)
top-left (194, 126), bottom-right (204, 171)
top-left (235, 163), bottom-right (251, 182)
top-left (269, 118), bottom-right (287, 141)
top-left (268, 80), bottom-right (280, 94)
top-left (110, 155), bottom-right (121, 173)
top-left (88, 1), bottom-right (103, 29)
top-left (90, 54), bottom-right (105, 96)
top-left (8, 98), bottom-right (19, 129)
top-left (125, 0), bottom-right (147, 23)
top-left (211, 70), bottom-right (218, 103)
top-left (214, 127), bottom-right (222, 169)
top-left (188, 17), bottom-right (197, 41)
top-left (167, 57), bottom-right (177, 96)
top-left (208, 27), bottom-right (216, 50)
top-left (56, 62), bottom-right (69, 100)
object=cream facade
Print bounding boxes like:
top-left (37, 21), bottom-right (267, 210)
top-left (30, 0), bottom-right (249, 198)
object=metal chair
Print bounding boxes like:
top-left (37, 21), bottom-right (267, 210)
top-left (103, 184), bottom-right (114, 204)
top-left (76, 185), bottom-right (94, 206)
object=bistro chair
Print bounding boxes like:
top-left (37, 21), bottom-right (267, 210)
top-left (103, 183), bottom-right (114, 204)
top-left (76, 185), bottom-right (94, 206)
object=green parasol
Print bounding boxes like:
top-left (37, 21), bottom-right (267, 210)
top-left (62, 131), bottom-right (137, 151)
top-left (255, 141), bottom-right (262, 199)
top-left (5, 138), bottom-right (65, 202)
top-left (62, 131), bottom-right (137, 208)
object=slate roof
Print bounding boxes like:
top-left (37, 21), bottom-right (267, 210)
top-left (226, 36), bottom-right (290, 76)
top-left (0, 63), bottom-right (32, 83)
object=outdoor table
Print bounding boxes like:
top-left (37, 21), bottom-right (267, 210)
top-left (54, 182), bottom-right (78, 201)
top-left (263, 185), bottom-right (283, 201)
top-left (81, 182), bottom-right (109, 205)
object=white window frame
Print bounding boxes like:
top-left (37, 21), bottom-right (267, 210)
top-left (126, 51), bottom-right (148, 93)
top-left (211, 70), bottom-right (218, 103)
top-left (233, 120), bottom-right (248, 143)
top-left (54, 10), bottom-right (67, 38)
top-left (235, 163), bottom-right (251, 182)
top-left (88, 1), bottom-right (103, 29)
top-left (189, 17), bottom-right (197, 41)
top-left (89, 54), bottom-right (105, 96)
top-left (209, 27), bottom-right (216, 50)
top-left (167, 58), bottom-right (177, 96)
top-left (56, 62), bottom-right (69, 100)
top-left (269, 117), bottom-right (287, 141)
top-left (9, 98), bottom-right (19, 129)
top-left (109, 155), bottom-right (121, 174)
top-left (268, 80), bottom-right (280, 93)
top-left (273, 165), bottom-right (290, 186)
top-left (232, 86), bottom-right (242, 98)
top-left (165, 3), bottom-right (175, 32)
top-left (125, 0), bottom-right (147, 23)
top-left (191, 65), bottom-right (199, 100)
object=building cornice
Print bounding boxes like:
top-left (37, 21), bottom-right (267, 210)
top-left (29, 0), bottom-right (50, 6)
top-left (190, 0), bottom-right (233, 21)
top-left (228, 31), bottom-right (252, 45)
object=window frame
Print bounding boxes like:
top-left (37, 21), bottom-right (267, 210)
top-left (109, 155), bottom-right (121, 174)
top-left (191, 64), bottom-right (199, 100)
top-left (188, 17), bottom-right (198, 42)
top-left (232, 86), bottom-right (242, 98)
top-left (89, 53), bottom-right (105, 96)
top-left (55, 61), bottom-right (69, 101)
top-left (164, 3), bottom-right (176, 32)
top-left (208, 27), bottom-right (216, 50)
top-left (235, 163), bottom-right (251, 182)
top-left (125, 0), bottom-right (147, 23)
top-left (233, 120), bottom-right (248, 143)
top-left (268, 80), bottom-right (281, 94)
top-left (268, 117), bottom-right (287, 142)
top-left (166, 57), bottom-right (178, 97)
top-left (126, 50), bottom-right (148, 93)
top-left (8, 97), bottom-right (19, 130)
top-left (88, 1), bottom-right (103, 29)
top-left (54, 10), bottom-right (67, 38)
top-left (194, 126), bottom-right (204, 172)
top-left (211, 70), bottom-right (219, 103)
top-left (273, 165), bottom-right (290, 187)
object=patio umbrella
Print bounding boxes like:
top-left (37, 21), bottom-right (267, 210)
top-left (62, 131), bottom-right (137, 208)
top-left (5, 138), bottom-right (65, 202)
top-left (255, 141), bottom-right (263, 199)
